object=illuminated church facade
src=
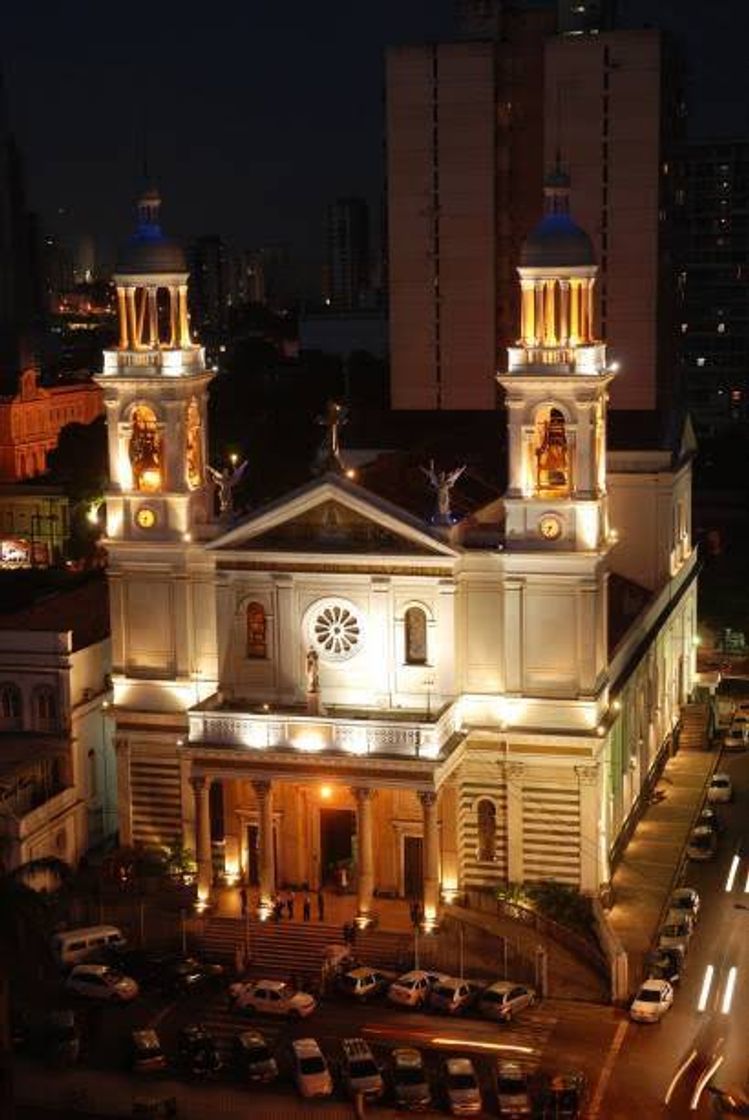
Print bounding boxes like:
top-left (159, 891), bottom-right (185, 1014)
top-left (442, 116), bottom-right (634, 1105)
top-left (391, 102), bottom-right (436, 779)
top-left (99, 182), bottom-right (697, 925)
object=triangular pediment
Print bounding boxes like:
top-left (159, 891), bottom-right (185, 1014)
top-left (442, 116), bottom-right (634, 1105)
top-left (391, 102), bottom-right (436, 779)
top-left (207, 475), bottom-right (458, 558)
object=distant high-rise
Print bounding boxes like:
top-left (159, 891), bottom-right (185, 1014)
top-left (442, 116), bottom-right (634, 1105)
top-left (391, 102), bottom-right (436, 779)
top-left (387, 3), bottom-right (554, 409)
top-left (677, 139), bottom-right (749, 431)
top-left (323, 198), bottom-right (370, 310)
top-left (387, 8), bottom-right (683, 413)
top-left (556, 0), bottom-right (616, 35)
top-left (188, 235), bottom-right (230, 337)
top-left (545, 29), bottom-right (684, 412)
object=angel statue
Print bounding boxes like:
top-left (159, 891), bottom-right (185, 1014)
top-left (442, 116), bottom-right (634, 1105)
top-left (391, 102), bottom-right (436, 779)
top-left (314, 400), bottom-right (348, 474)
top-left (421, 459), bottom-right (466, 525)
top-left (207, 457), bottom-right (248, 518)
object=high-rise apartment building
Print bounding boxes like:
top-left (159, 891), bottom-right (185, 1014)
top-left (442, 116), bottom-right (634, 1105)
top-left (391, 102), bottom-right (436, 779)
top-left (387, 4), bottom-right (554, 409)
top-left (544, 29), bottom-right (684, 412)
top-left (387, 10), bottom-right (682, 414)
top-left (188, 234), bottom-right (231, 338)
top-left (676, 139), bottom-right (749, 431)
top-left (323, 198), bottom-right (370, 310)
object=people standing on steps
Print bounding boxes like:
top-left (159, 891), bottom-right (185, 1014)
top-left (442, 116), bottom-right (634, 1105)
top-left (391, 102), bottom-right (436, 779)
top-left (317, 889), bottom-right (325, 921)
top-left (286, 889), bottom-right (295, 920)
top-left (303, 895), bottom-right (312, 922)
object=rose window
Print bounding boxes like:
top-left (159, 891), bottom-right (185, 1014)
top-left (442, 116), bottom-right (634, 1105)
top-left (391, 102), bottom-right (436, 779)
top-left (308, 599), bottom-right (363, 662)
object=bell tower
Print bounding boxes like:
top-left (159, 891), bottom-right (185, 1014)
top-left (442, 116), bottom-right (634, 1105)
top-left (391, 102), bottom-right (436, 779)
top-left (498, 168), bottom-right (613, 553)
top-left (96, 189), bottom-right (214, 543)
top-left (497, 169), bottom-right (615, 705)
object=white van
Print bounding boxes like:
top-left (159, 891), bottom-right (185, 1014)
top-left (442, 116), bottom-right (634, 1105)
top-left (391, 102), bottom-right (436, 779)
top-left (51, 925), bottom-right (126, 969)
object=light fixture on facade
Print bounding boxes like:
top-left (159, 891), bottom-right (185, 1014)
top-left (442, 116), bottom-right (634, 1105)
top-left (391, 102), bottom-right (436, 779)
top-left (629, 755), bottom-right (637, 769)
top-left (596, 724), bottom-right (606, 737)
top-left (183, 532), bottom-right (192, 543)
top-left (320, 784), bottom-right (333, 800)
top-left (612, 699), bottom-right (622, 713)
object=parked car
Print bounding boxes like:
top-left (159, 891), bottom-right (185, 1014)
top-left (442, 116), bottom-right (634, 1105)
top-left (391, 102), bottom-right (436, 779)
top-left (539, 1072), bottom-right (587, 1119)
top-left (444, 1057), bottom-right (483, 1116)
top-left (724, 722), bottom-right (748, 750)
top-left (391, 1047), bottom-right (431, 1111)
top-left (290, 1037), bottom-right (333, 1099)
top-left (65, 963), bottom-right (139, 1003)
top-left (131, 1029), bottom-right (168, 1073)
top-left (664, 906), bottom-right (696, 932)
top-left (658, 918), bottom-right (692, 956)
top-left (336, 967), bottom-right (389, 1002)
top-left (388, 970), bottom-right (449, 1009)
top-left (708, 773), bottom-right (733, 803)
top-left (428, 978), bottom-right (480, 1016)
top-left (699, 805), bottom-right (720, 832)
top-left (177, 1025), bottom-right (221, 1079)
top-left (478, 981), bottom-right (536, 1022)
top-left (229, 979), bottom-right (316, 1019)
top-left (232, 1029), bottom-right (278, 1083)
top-left (687, 825), bottom-right (718, 861)
top-left (630, 979), bottom-right (674, 1023)
top-left (51, 925), bottom-right (126, 970)
top-left (646, 947), bottom-right (684, 984)
top-left (340, 1037), bottom-right (385, 1102)
top-left (669, 887), bottom-right (700, 918)
top-left (155, 954), bottom-right (224, 997)
top-left (496, 1060), bottom-right (532, 1118)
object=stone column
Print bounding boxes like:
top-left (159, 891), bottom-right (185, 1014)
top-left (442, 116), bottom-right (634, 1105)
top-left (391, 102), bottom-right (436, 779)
top-left (435, 580), bottom-right (457, 702)
top-left (570, 279), bottom-right (580, 343)
top-left (125, 288), bottom-right (138, 349)
top-left (253, 780), bottom-right (275, 914)
top-left (354, 787), bottom-right (375, 924)
top-left (420, 791), bottom-right (440, 926)
top-left (559, 280), bottom-right (570, 345)
top-left (544, 279), bottom-right (556, 345)
top-left (192, 775), bottom-right (213, 904)
top-left (179, 753), bottom-right (196, 855)
top-left (114, 738), bottom-right (132, 846)
top-left (534, 282), bottom-right (544, 345)
top-left (520, 279), bottom-right (535, 343)
top-left (168, 287), bottom-right (178, 347)
top-left (147, 288), bottom-right (158, 347)
top-left (577, 764), bottom-right (600, 893)
top-left (116, 287), bottom-right (128, 348)
top-left (505, 762), bottom-right (524, 883)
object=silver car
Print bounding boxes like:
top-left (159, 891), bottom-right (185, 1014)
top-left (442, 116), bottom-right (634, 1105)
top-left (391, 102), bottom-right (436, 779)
top-left (445, 1057), bottom-right (482, 1115)
top-left (478, 980), bottom-right (536, 1022)
top-left (497, 1061), bottom-right (532, 1118)
top-left (658, 918), bottom-right (691, 956)
top-left (428, 978), bottom-right (479, 1015)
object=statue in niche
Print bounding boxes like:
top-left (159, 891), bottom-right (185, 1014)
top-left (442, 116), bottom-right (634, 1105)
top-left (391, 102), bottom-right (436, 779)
top-left (129, 406), bottom-right (162, 492)
top-left (421, 460), bottom-right (466, 525)
top-left (305, 647), bottom-right (320, 694)
top-left (185, 399), bottom-right (203, 489)
top-left (207, 458), bottom-right (248, 518)
top-left (314, 400), bottom-right (347, 474)
top-left (535, 408), bottom-right (569, 492)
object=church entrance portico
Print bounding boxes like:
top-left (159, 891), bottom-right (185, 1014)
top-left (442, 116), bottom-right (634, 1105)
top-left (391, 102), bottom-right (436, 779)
top-left (184, 754), bottom-right (446, 926)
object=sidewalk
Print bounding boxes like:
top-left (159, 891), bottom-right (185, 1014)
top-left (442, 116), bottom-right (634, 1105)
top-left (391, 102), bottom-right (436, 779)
top-left (606, 705), bottom-right (716, 987)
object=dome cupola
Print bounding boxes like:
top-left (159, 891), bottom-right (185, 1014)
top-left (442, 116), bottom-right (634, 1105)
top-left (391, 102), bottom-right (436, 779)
top-left (115, 188), bottom-right (186, 276)
top-left (520, 167), bottom-right (595, 270)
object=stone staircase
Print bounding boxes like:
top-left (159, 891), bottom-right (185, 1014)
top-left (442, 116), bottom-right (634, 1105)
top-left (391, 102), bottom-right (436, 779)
top-left (198, 916), bottom-right (417, 979)
top-left (679, 702), bottom-right (710, 750)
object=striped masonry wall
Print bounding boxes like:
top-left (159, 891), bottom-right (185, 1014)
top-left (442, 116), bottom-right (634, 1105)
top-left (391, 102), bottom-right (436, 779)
top-left (522, 782), bottom-right (581, 885)
top-left (130, 749), bottom-right (182, 847)
top-left (458, 777), bottom-right (508, 888)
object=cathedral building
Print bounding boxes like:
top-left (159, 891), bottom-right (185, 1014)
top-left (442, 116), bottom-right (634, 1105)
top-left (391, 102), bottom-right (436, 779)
top-left (99, 181), bottom-right (697, 926)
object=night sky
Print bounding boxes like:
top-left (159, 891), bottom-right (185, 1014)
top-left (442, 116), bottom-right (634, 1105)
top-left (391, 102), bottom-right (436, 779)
top-left (4, 0), bottom-right (748, 281)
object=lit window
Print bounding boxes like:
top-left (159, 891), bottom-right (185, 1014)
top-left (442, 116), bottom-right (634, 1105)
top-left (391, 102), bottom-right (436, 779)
top-left (680, 323), bottom-right (688, 334)
top-left (246, 602), bottom-right (267, 659)
top-left (717, 323), bottom-right (726, 334)
top-left (405, 607), bottom-right (428, 666)
top-left (477, 799), bottom-right (497, 862)
top-left (696, 358), bottom-right (706, 367)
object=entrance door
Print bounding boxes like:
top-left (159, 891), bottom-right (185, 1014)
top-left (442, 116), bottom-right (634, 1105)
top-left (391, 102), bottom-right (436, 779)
top-left (246, 825), bottom-right (259, 886)
top-left (404, 835), bottom-right (423, 899)
top-left (320, 808), bottom-right (355, 885)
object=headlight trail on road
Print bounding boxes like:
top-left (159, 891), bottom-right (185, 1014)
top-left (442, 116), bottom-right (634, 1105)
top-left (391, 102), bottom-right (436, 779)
top-left (361, 1024), bottom-right (537, 1056)
top-left (697, 965), bottom-right (715, 1012)
top-left (721, 967), bottom-right (737, 1015)
top-left (430, 1037), bottom-right (536, 1055)
top-left (725, 854), bottom-right (740, 892)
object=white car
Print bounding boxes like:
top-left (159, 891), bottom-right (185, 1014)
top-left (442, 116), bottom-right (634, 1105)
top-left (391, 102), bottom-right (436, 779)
top-left (290, 1037), bottom-right (333, 1098)
top-left (708, 773), bottom-right (733, 803)
top-left (65, 963), bottom-right (139, 1003)
top-left (669, 887), bottom-right (700, 919)
top-left (478, 980), bottom-right (536, 1022)
top-left (724, 721), bottom-right (748, 750)
top-left (388, 969), bottom-right (449, 1009)
top-left (445, 1056), bottom-right (483, 1116)
top-left (496, 1061), bottom-right (532, 1118)
top-left (229, 979), bottom-right (316, 1019)
top-left (630, 978), bottom-right (674, 1022)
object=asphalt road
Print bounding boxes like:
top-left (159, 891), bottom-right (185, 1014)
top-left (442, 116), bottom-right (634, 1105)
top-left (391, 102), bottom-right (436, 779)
top-left (598, 734), bottom-right (749, 1119)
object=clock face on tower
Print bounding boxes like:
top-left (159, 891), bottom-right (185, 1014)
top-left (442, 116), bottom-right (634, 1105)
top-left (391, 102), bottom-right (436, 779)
top-left (135, 506), bottom-right (157, 530)
top-left (538, 513), bottom-right (562, 541)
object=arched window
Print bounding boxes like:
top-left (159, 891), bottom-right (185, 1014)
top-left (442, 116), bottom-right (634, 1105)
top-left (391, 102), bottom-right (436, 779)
top-left (535, 406), bottom-right (569, 495)
top-left (34, 686), bottom-right (58, 731)
top-left (404, 606), bottom-right (427, 665)
top-left (0, 683), bottom-right (22, 726)
top-left (477, 798), bottom-right (497, 862)
top-left (246, 602), bottom-right (267, 659)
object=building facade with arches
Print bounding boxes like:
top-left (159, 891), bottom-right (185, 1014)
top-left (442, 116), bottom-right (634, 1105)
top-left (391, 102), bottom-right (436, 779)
top-left (102, 185), bottom-right (697, 925)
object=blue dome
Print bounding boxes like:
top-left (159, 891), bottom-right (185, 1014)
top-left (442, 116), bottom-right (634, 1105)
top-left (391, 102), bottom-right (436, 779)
top-left (520, 213), bottom-right (595, 269)
top-left (115, 189), bottom-right (186, 275)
